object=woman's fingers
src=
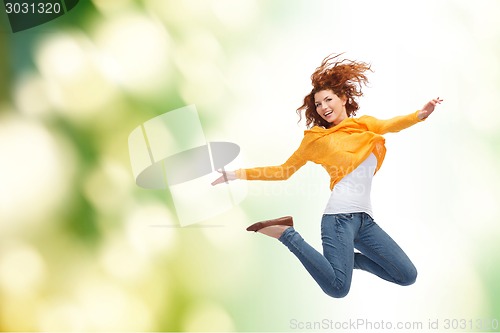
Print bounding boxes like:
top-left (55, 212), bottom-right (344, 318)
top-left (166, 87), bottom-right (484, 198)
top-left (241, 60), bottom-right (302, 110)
top-left (418, 97), bottom-right (443, 120)
top-left (211, 176), bottom-right (224, 186)
top-left (211, 169), bottom-right (235, 186)
top-left (425, 97), bottom-right (443, 109)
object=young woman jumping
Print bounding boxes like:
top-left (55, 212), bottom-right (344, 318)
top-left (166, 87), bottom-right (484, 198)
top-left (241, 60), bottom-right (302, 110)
top-left (211, 54), bottom-right (442, 298)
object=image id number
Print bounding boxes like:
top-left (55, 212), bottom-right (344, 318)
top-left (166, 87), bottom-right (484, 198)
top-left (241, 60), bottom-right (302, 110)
top-left (5, 2), bottom-right (62, 14)
top-left (443, 318), bottom-right (499, 330)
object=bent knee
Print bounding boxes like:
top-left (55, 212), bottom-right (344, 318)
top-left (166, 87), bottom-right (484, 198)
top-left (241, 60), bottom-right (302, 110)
top-left (323, 285), bottom-right (351, 298)
top-left (398, 266), bottom-right (418, 286)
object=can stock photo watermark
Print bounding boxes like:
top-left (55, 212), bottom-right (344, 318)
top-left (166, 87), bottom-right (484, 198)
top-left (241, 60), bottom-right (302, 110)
top-left (289, 317), bottom-right (500, 331)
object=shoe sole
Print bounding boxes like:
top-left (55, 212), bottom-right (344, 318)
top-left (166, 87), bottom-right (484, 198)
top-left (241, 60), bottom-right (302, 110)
top-left (246, 216), bottom-right (293, 232)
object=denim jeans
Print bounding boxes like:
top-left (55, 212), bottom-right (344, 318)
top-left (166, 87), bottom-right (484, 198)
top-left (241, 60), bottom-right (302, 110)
top-left (278, 212), bottom-right (417, 298)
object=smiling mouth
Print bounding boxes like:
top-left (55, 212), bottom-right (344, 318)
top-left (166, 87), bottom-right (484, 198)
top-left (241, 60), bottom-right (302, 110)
top-left (324, 111), bottom-right (333, 117)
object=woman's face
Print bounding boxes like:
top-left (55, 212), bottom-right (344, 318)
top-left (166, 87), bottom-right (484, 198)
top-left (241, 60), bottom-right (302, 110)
top-left (314, 89), bottom-right (347, 125)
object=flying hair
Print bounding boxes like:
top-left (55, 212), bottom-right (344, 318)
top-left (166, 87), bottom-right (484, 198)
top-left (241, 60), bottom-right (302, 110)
top-left (297, 53), bottom-right (372, 128)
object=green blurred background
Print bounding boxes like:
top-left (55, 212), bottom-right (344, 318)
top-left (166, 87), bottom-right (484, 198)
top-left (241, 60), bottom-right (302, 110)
top-left (1, 0), bottom-right (500, 331)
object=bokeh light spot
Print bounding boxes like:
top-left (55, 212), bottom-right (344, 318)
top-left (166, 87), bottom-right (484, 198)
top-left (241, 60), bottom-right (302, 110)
top-left (0, 242), bottom-right (46, 296)
top-left (182, 301), bottom-right (235, 332)
top-left (34, 31), bottom-right (117, 119)
top-left (93, 13), bottom-right (171, 96)
top-left (0, 116), bottom-right (75, 232)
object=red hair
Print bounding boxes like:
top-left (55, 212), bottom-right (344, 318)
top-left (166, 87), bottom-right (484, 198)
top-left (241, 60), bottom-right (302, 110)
top-left (297, 54), bottom-right (372, 128)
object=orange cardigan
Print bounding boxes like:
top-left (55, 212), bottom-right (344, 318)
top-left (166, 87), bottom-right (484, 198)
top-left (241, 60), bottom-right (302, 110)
top-left (235, 111), bottom-right (424, 190)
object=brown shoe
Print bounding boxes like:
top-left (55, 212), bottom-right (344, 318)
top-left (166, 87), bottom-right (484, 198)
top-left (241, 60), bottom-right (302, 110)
top-left (246, 216), bottom-right (293, 232)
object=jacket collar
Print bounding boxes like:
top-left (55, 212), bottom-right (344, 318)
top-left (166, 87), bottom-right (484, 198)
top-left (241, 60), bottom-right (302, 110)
top-left (304, 117), bottom-right (358, 136)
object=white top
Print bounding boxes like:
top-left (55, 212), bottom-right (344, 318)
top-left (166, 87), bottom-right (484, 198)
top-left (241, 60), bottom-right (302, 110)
top-left (323, 153), bottom-right (377, 218)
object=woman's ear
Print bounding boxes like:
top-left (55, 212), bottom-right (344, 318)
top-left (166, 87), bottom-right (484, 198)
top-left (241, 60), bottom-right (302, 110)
top-left (341, 95), bottom-right (348, 106)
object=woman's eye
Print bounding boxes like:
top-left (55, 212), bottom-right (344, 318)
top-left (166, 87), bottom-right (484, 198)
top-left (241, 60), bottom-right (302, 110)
top-left (326, 98), bottom-right (332, 102)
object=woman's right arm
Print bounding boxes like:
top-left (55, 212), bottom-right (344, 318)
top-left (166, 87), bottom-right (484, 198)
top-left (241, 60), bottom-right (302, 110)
top-left (211, 146), bottom-right (307, 186)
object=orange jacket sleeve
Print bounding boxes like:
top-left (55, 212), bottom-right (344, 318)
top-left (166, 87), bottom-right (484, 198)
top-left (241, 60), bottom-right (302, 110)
top-left (235, 145), bottom-right (307, 181)
top-left (362, 110), bottom-right (423, 134)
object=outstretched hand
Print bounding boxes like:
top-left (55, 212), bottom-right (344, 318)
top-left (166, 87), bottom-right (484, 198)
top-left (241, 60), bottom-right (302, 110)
top-left (211, 169), bottom-right (237, 186)
top-left (418, 97), bottom-right (443, 120)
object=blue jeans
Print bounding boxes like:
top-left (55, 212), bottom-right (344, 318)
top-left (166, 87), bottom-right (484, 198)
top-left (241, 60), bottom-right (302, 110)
top-left (278, 212), bottom-right (417, 298)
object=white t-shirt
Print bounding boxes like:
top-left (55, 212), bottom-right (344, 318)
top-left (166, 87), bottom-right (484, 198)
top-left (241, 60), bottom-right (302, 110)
top-left (323, 153), bottom-right (377, 218)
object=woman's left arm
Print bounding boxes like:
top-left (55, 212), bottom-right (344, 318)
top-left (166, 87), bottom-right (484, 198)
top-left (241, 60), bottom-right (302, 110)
top-left (366, 97), bottom-right (443, 134)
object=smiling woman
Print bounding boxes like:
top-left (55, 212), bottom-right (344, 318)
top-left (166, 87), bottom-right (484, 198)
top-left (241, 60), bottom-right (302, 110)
top-left (212, 53), bottom-right (442, 298)
top-left (298, 54), bottom-right (372, 128)
top-left (313, 90), bottom-right (347, 126)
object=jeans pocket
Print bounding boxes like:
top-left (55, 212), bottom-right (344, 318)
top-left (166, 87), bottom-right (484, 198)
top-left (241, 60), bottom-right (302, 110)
top-left (333, 214), bottom-right (354, 232)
